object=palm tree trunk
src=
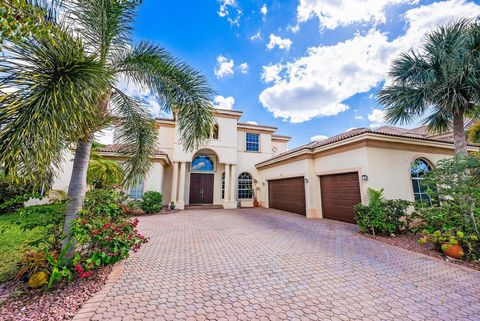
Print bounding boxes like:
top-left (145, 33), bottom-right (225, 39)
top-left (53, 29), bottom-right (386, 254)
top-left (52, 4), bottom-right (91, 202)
top-left (61, 136), bottom-right (94, 256)
top-left (452, 112), bottom-right (468, 156)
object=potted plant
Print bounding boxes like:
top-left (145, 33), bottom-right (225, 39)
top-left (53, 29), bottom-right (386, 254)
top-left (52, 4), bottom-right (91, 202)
top-left (169, 201), bottom-right (175, 210)
top-left (419, 230), bottom-right (466, 259)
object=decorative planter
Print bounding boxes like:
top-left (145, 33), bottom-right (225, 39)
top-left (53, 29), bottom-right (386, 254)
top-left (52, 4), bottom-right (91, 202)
top-left (170, 204), bottom-right (175, 210)
top-left (442, 243), bottom-right (464, 259)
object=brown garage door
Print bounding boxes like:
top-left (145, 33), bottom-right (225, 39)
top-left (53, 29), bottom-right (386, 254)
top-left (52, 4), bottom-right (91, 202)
top-left (268, 177), bottom-right (306, 215)
top-left (320, 172), bottom-right (361, 223)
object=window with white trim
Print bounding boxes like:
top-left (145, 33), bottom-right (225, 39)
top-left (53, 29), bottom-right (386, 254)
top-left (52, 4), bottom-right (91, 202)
top-left (238, 172), bottom-right (253, 199)
top-left (246, 133), bottom-right (260, 152)
top-left (129, 177), bottom-right (144, 199)
top-left (411, 158), bottom-right (433, 205)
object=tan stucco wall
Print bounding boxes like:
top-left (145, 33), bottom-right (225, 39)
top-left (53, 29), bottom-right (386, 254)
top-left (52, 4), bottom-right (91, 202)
top-left (257, 144), bottom-right (456, 219)
top-left (364, 147), bottom-right (451, 202)
top-left (51, 150), bottom-right (75, 192)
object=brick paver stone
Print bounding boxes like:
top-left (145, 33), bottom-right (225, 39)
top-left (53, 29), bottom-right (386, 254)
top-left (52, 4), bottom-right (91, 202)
top-left (79, 209), bottom-right (480, 321)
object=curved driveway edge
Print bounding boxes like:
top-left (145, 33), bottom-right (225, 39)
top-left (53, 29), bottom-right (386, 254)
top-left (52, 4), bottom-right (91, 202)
top-left (80, 209), bottom-right (480, 321)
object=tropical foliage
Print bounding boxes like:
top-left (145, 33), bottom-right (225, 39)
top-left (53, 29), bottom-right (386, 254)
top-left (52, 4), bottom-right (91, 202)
top-left (354, 188), bottom-right (411, 236)
top-left (0, 0), bottom-right (54, 46)
top-left (414, 156), bottom-right (480, 260)
top-left (379, 19), bottom-right (480, 156)
top-left (14, 189), bottom-right (147, 288)
top-left (0, 0), bottom-right (215, 252)
top-left (87, 158), bottom-right (124, 189)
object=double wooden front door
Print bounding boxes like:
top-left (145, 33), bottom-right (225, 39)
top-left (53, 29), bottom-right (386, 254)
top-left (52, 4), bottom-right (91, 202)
top-left (189, 173), bottom-right (214, 204)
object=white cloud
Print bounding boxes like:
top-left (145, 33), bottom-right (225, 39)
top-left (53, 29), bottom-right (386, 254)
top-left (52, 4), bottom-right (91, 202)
top-left (310, 135), bottom-right (328, 141)
top-left (246, 121), bottom-right (258, 125)
top-left (288, 24), bottom-right (300, 33)
top-left (218, 0), bottom-right (242, 26)
top-left (368, 108), bottom-right (386, 128)
top-left (354, 115), bottom-right (364, 120)
top-left (115, 76), bottom-right (165, 117)
top-left (239, 62), bottom-right (249, 74)
top-left (296, 0), bottom-right (418, 30)
top-left (267, 34), bottom-right (293, 50)
top-left (261, 3), bottom-right (268, 16)
top-left (250, 30), bottom-right (262, 41)
top-left (96, 128), bottom-right (114, 145)
top-left (213, 95), bottom-right (235, 110)
top-left (259, 0), bottom-right (480, 123)
top-left (214, 55), bottom-right (235, 79)
top-left (261, 64), bottom-right (284, 83)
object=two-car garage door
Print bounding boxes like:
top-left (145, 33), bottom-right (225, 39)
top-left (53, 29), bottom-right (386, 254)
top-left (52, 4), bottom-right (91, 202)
top-left (320, 172), bottom-right (361, 223)
top-left (268, 177), bottom-right (306, 215)
top-left (267, 172), bottom-right (361, 223)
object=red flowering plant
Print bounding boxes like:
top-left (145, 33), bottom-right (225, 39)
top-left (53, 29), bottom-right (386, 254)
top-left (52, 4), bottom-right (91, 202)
top-left (71, 212), bottom-right (148, 272)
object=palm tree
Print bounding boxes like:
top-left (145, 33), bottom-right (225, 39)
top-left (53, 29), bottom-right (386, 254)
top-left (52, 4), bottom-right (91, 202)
top-left (0, 0), bottom-right (215, 253)
top-left (378, 19), bottom-right (480, 156)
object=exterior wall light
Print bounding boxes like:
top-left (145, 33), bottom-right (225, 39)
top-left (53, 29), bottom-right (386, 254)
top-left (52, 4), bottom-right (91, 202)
top-left (304, 178), bottom-right (309, 184)
top-left (361, 175), bottom-right (369, 181)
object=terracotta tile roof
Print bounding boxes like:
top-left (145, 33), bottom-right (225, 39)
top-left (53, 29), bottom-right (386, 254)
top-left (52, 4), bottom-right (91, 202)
top-left (309, 128), bottom-right (371, 149)
top-left (97, 144), bottom-right (167, 157)
top-left (256, 126), bottom-right (479, 167)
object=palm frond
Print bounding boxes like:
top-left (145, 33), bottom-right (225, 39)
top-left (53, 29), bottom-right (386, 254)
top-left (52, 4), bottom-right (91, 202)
top-left (378, 85), bottom-right (429, 125)
top-left (110, 88), bottom-right (158, 187)
top-left (115, 42), bottom-right (215, 151)
top-left (67, 0), bottom-right (136, 61)
top-left (0, 28), bottom-right (110, 185)
top-left (422, 109), bottom-right (452, 134)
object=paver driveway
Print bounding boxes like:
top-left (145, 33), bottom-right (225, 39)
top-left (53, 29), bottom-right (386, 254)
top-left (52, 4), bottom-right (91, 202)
top-left (86, 209), bottom-right (480, 321)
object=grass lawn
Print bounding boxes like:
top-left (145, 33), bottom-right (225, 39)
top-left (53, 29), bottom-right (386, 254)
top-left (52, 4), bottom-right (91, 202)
top-left (0, 203), bottom-right (65, 282)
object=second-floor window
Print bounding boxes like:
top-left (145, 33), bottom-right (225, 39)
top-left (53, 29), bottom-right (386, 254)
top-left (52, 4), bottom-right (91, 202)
top-left (246, 133), bottom-right (259, 152)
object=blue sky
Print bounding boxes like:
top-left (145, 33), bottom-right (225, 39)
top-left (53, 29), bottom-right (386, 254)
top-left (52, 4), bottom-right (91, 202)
top-left (118, 0), bottom-right (480, 148)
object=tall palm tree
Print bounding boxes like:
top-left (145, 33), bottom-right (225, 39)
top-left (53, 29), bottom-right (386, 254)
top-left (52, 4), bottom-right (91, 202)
top-left (378, 19), bottom-right (480, 156)
top-left (0, 0), bottom-right (215, 253)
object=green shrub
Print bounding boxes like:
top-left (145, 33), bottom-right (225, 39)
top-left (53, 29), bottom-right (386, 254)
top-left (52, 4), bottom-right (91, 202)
top-left (140, 191), bottom-right (163, 214)
top-left (414, 155), bottom-right (480, 260)
top-left (0, 175), bottom-right (36, 214)
top-left (82, 189), bottom-right (126, 219)
top-left (354, 188), bottom-right (410, 236)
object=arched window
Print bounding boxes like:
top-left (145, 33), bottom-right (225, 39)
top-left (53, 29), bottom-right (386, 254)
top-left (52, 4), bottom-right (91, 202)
top-left (411, 158), bottom-right (432, 205)
top-left (221, 172), bottom-right (225, 199)
top-left (238, 172), bottom-right (253, 199)
top-left (191, 155), bottom-right (214, 172)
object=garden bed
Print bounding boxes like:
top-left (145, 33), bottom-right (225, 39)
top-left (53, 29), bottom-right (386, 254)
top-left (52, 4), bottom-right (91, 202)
top-left (0, 266), bottom-right (111, 321)
top-left (365, 233), bottom-right (480, 272)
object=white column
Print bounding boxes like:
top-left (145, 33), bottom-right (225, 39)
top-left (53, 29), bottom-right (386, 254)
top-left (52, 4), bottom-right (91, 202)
top-left (177, 162), bottom-right (186, 209)
top-left (229, 164), bottom-right (236, 202)
top-left (224, 164), bottom-right (230, 206)
top-left (170, 161), bottom-right (179, 203)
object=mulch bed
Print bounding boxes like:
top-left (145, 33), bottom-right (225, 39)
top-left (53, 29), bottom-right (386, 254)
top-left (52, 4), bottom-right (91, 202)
top-left (0, 266), bottom-right (112, 321)
top-left (365, 233), bottom-right (480, 272)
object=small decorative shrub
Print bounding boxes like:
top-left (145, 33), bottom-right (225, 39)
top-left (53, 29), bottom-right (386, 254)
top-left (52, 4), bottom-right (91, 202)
top-left (82, 189), bottom-right (126, 219)
top-left (354, 188), bottom-right (410, 236)
top-left (140, 191), bottom-right (163, 214)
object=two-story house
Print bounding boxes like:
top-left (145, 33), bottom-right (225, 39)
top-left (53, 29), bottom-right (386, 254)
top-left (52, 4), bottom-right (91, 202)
top-left (52, 108), bottom-right (290, 210)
